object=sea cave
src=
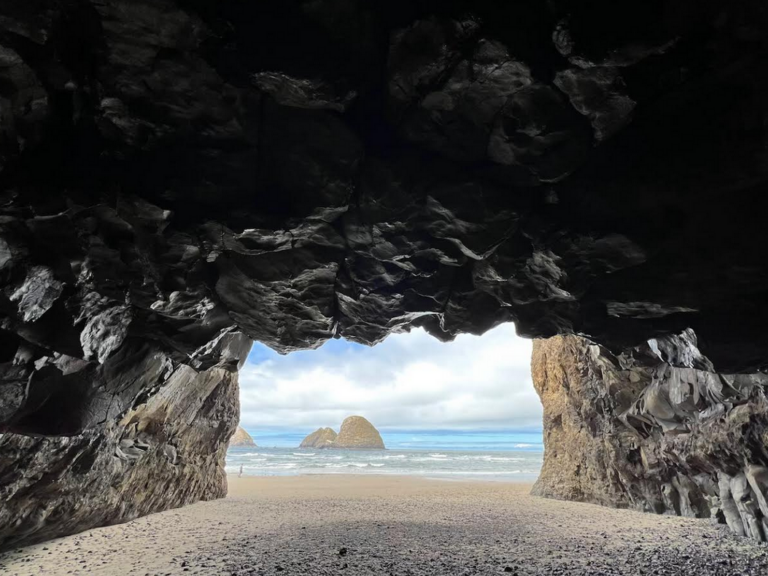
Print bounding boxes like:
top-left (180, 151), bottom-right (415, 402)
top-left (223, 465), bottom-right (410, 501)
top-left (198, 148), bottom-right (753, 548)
top-left (1, 0), bottom-right (768, 570)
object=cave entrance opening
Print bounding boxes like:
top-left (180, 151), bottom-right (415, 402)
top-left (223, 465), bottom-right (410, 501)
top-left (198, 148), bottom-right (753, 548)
top-left (227, 322), bottom-right (543, 481)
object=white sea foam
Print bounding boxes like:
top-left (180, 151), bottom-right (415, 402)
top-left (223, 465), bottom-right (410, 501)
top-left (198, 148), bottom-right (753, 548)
top-left (227, 446), bottom-right (542, 480)
top-left (480, 456), bottom-right (524, 462)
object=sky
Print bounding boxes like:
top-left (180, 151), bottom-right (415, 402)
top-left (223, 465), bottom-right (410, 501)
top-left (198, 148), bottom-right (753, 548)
top-left (238, 322), bottom-right (542, 435)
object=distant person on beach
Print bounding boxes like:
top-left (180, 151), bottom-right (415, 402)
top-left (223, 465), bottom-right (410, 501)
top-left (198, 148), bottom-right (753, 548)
top-left (239, 465), bottom-right (243, 478)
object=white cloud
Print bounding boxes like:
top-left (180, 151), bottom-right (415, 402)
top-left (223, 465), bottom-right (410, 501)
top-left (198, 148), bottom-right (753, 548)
top-left (238, 323), bottom-right (541, 430)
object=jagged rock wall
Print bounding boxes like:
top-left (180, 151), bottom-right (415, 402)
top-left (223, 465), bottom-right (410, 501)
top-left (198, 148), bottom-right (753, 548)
top-left (0, 1), bottom-right (767, 378)
top-left (0, 339), bottom-right (246, 551)
top-left (0, 0), bottom-right (767, 550)
top-left (532, 333), bottom-right (768, 541)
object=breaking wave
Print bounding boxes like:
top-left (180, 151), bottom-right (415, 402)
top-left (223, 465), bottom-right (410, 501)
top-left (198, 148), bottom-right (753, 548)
top-left (227, 446), bottom-right (542, 481)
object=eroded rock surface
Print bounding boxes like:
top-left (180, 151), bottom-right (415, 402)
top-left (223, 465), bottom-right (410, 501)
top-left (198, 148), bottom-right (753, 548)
top-left (0, 340), bottom-right (244, 551)
top-left (0, 0), bottom-right (767, 549)
top-left (229, 426), bottom-right (256, 447)
top-left (532, 333), bottom-right (768, 541)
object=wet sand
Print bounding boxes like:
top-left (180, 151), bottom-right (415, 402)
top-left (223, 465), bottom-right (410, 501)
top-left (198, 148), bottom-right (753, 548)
top-left (1, 475), bottom-right (767, 575)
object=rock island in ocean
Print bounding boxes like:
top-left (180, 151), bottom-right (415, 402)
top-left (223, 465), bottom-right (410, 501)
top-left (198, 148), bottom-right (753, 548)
top-left (300, 416), bottom-right (384, 449)
top-left (229, 426), bottom-right (257, 447)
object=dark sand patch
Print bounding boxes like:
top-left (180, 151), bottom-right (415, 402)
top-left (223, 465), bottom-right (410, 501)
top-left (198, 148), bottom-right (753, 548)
top-left (1, 475), bottom-right (766, 575)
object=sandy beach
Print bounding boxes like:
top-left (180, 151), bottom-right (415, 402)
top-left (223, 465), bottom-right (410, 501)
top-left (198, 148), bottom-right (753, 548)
top-left (1, 475), bottom-right (767, 576)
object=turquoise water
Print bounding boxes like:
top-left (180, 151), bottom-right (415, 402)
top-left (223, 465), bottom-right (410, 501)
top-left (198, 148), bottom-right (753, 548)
top-left (226, 429), bottom-right (543, 481)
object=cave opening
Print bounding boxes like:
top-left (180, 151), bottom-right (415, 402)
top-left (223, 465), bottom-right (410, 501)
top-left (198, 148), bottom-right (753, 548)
top-left (227, 322), bottom-right (544, 481)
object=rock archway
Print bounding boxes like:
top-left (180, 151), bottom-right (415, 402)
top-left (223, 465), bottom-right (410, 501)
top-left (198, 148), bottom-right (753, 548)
top-left (1, 0), bottom-right (768, 549)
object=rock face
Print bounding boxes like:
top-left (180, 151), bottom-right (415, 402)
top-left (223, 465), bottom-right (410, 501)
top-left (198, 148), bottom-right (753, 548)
top-left (229, 426), bottom-right (256, 447)
top-left (0, 343), bottom-right (244, 551)
top-left (299, 427), bottom-right (338, 449)
top-left (0, 0), bottom-right (767, 549)
top-left (532, 334), bottom-right (768, 541)
top-left (299, 417), bottom-right (385, 449)
top-left (335, 416), bottom-right (386, 450)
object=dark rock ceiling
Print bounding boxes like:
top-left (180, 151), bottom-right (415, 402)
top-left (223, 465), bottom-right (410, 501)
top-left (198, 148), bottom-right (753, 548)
top-left (1, 0), bottom-right (768, 437)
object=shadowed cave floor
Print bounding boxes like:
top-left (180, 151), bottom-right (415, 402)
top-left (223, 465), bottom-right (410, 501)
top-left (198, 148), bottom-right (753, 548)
top-left (1, 476), bottom-right (767, 576)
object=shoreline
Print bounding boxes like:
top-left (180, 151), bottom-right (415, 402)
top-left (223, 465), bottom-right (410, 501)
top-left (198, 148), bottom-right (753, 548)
top-left (225, 445), bottom-right (544, 481)
top-left (227, 472), bottom-right (540, 483)
top-left (2, 475), bottom-right (767, 575)
top-left (225, 474), bottom-right (536, 501)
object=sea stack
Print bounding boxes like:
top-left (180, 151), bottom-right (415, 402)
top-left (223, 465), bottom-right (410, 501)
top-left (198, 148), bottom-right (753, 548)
top-left (335, 416), bottom-right (385, 449)
top-left (300, 427), bottom-right (338, 448)
top-left (229, 426), bottom-right (257, 447)
top-left (299, 416), bottom-right (385, 449)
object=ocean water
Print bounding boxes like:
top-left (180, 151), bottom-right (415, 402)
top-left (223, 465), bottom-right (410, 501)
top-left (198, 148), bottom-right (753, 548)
top-left (226, 429), bottom-right (543, 481)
